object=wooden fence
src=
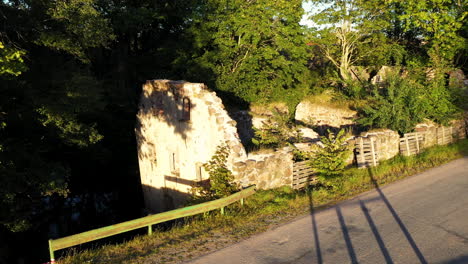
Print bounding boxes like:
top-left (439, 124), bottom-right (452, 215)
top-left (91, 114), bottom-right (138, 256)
top-left (292, 160), bottom-right (316, 189)
top-left (48, 185), bottom-right (256, 263)
top-left (355, 136), bottom-right (378, 168)
top-left (399, 132), bottom-right (424, 156)
top-left (437, 126), bottom-right (453, 145)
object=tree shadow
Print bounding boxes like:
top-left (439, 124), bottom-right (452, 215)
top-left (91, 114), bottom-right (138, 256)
top-left (441, 255), bottom-right (468, 264)
top-left (335, 205), bottom-right (359, 264)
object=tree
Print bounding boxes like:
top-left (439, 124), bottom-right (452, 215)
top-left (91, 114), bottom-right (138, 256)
top-left (306, 0), bottom-right (407, 98)
top-left (180, 0), bottom-right (311, 103)
top-left (0, 41), bottom-right (26, 76)
top-left (393, 0), bottom-right (466, 70)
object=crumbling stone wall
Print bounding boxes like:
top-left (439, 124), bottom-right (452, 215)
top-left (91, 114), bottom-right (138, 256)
top-left (233, 148), bottom-right (294, 189)
top-left (295, 100), bottom-right (358, 134)
top-left (358, 129), bottom-right (401, 161)
top-left (136, 80), bottom-right (247, 212)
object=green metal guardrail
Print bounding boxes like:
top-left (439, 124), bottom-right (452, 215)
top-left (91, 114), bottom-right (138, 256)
top-left (48, 185), bottom-right (256, 263)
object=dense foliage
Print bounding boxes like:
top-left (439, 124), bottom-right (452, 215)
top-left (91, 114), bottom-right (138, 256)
top-left (358, 73), bottom-right (430, 134)
top-left (179, 0), bottom-right (311, 103)
top-left (0, 0), bottom-right (466, 262)
top-left (252, 108), bottom-right (302, 148)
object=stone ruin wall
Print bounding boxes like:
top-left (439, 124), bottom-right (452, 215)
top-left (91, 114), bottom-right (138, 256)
top-left (136, 80), bottom-right (247, 211)
top-left (137, 80), bottom-right (468, 212)
top-left (294, 100), bottom-right (358, 135)
top-left (356, 129), bottom-right (401, 161)
top-left (233, 148), bottom-right (294, 190)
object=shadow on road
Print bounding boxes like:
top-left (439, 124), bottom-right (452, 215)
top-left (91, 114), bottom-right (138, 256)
top-left (307, 168), bottom-right (428, 264)
top-left (307, 185), bottom-right (323, 264)
top-left (367, 167), bottom-right (428, 264)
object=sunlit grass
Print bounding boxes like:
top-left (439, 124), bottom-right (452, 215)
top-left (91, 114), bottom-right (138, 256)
top-left (60, 139), bottom-right (467, 264)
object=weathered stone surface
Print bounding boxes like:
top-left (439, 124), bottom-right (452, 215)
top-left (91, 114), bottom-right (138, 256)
top-left (245, 159), bottom-right (256, 167)
top-left (295, 101), bottom-right (357, 129)
top-left (136, 80), bottom-right (247, 212)
top-left (359, 129), bottom-right (400, 162)
top-left (298, 127), bottom-right (320, 142)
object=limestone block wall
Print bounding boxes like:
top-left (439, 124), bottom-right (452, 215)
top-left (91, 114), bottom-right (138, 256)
top-left (354, 129), bottom-right (401, 162)
top-left (415, 121), bottom-right (438, 147)
top-left (136, 80), bottom-right (247, 212)
top-left (233, 148), bottom-right (294, 190)
top-left (295, 101), bottom-right (357, 132)
top-left (451, 119), bottom-right (467, 139)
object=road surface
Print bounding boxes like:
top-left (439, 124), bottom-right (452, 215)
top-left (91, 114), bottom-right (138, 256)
top-left (187, 157), bottom-right (468, 264)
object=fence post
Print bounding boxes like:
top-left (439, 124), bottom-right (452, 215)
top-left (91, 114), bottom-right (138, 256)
top-left (220, 207), bottom-right (225, 215)
top-left (405, 137), bottom-right (410, 156)
top-left (370, 137), bottom-right (377, 167)
top-left (148, 225), bottom-right (153, 235)
top-left (240, 198), bottom-right (244, 207)
top-left (48, 240), bottom-right (55, 263)
top-left (415, 132), bottom-right (420, 154)
top-left (442, 127), bottom-right (445, 144)
top-left (450, 126), bottom-right (453, 143)
top-left (359, 137), bottom-right (366, 167)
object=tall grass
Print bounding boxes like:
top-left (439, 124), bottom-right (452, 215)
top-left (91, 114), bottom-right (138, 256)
top-left (60, 139), bottom-right (467, 264)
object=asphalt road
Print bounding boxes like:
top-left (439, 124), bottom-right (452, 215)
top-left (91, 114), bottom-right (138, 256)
top-left (187, 157), bottom-right (468, 264)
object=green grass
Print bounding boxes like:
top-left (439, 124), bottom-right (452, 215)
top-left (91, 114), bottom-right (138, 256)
top-left (60, 139), bottom-right (468, 264)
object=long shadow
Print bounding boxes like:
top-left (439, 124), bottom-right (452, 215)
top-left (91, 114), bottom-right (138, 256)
top-left (307, 186), bottom-right (323, 264)
top-left (368, 167), bottom-right (428, 264)
top-left (335, 205), bottom-right (359, 264)
top-left (359, 199), bottom-right (394, 264)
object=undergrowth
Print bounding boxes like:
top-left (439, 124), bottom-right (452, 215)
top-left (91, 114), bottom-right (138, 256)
top-left (59, 139), bottom-right (468, 264)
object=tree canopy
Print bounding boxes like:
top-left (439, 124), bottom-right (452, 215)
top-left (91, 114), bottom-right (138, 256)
top-left (0, 0), bottom-right (466, 262)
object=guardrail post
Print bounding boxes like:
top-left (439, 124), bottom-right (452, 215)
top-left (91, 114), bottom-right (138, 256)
top-left (240, 198), bottom-right (244, 207)
top-left (148, 225), bottom-right (153, 235)
top-left (220, 207), bottom-right (225, 215)
top-left (48, 239), bottom-right (55, 263)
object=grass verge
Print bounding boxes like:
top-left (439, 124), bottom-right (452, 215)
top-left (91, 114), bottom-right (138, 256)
top-left (59, 139), bottom-right (468, 264)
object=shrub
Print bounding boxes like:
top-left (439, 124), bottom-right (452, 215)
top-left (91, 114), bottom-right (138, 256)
top-left (252, 108), bottom-right (302, 149)
top-left (309, 129), bottom-right (352, 185)
top-left (193, 143), bottom-right (238, 200)
top-left (357, 74), bottom-right (428, 134)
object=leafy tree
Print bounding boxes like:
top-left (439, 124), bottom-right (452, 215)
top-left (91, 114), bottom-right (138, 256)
top-left (252, 108), bottom-right (302, 149)
top-left (0, 41), bottom-right (26, 76)
top-left (180, 0), bottom-right (311, 103)
top-left (392, 0), bottom-right (466, 69)
top-left (307, 0), bottom-right (407, 97)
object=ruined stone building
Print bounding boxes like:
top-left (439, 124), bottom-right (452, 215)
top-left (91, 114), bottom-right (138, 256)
top-left (135, 80), bottom-right (247, 212)
top-left (135, 79), bottom-right (466, 213)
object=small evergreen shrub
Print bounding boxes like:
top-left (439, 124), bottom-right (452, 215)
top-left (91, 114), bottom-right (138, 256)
top-left (309, 129), bottom-right (352, 186)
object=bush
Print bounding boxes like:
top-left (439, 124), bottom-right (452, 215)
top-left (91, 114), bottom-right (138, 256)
top-left (192, 143), bottom-right (238, 200)
top-left (252, 108), bottom-right (302, 149)
top-left (357, 74), bottom-right (428, 134)
top-left (309, 129), bottom-right (352, 185)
